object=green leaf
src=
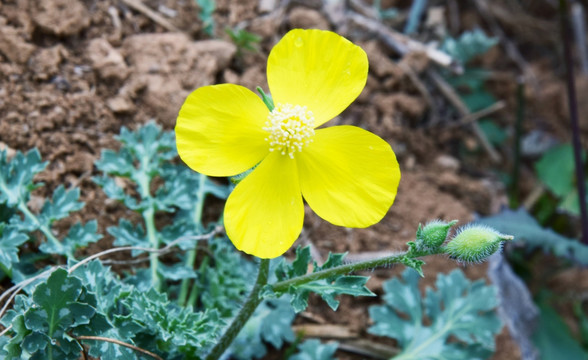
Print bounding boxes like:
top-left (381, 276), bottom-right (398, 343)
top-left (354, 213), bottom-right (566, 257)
top-left (0, 224), bottom-right (28, 275)
top-left (479, 120), bottom-right (507, 146)
top-left (532, 302), bottom-right (588, 359)
top-left (535, 143), bottom-right (587, 214)
top-left (115, 288), bottom-right (221, 358)
top-left (369, 269), bottom-right (502, 360)
top-left (535, 144), bottom-right (581, 198)
top-left (442, 29), bottom-right (498, 64)
top-left (40, 221), bottom-right (102, 255)
top-left (231, 298), bottom-right (296, 360)
top-left (478, 208), bottom-right (588, 265)
top-left (0, 149), bottom-right (47, 207)
top-left (275, 247), bottom-right (375, 312)
top-left (289, 339), bottom-right (339, 360)
top-left (38, 186), bottom-right (84, 225)
top-left (108, 219), bottom-right (147, 252)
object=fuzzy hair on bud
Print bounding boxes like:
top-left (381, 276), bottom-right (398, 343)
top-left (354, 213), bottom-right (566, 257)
top-left (445, 225), bottom-right (514, 263)
top-left (415, 219), bottom-right (458, 251)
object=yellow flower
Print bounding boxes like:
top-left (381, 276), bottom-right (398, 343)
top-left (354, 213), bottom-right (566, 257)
top-left (176, 29), bottom-right (401, 259)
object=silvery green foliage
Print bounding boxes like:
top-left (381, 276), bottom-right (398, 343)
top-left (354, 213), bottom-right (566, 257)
top-left (290, 339), bottom-right (339, 360)
top-left (271, 246), bottom-right (375, 312)
top-left (442, 29), bottom-right (498, 64)
top-left (369, 269), bottom-right (502, 360)
top-left (478, 208), bottom-right (588, 265)
top-left (0, 149), bottom-right (101, 276)
top-left (230, 298), bottom-right (296, 359)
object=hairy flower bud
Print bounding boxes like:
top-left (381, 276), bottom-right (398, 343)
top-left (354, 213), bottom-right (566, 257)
top-left (415, 220), bottom-right (458, 251)
top-left (445, 225), bottom-right (514, 263)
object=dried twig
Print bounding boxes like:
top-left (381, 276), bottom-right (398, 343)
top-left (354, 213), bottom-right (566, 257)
top-left (446, 100), bottom-right (506, 129)
top-left (398, 62), bottom-right (438, 122)
top-left (572, 3), bottom-right (588, 75)
top-left (338, 338), bottom-right (400, 359)
top-left (77, 335), bottom-right (164, 360)
top-left (428, 70), bottom-right (501, 163)
top-left (345, 12), bottom-right (462, 73)
top-left (121, 0), bottom-right (180, 32)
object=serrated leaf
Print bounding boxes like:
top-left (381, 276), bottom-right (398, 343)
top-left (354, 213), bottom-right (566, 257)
top-left (13, 268), bottom-right (110, 360)
top-left (369, 269), bottom-right (501, 360)
top-left (0, 149), bottom-right (47, 207)
top-left (275, 247), bottom-right (375, 312)
top-left (0, 224), bottom-right (28, 275)
top-left (115, 288), bottom-right (221, 359)
top-left (93, 175), bottom-right (140, 210)
top-left (295, 276), bottom-right (374, 311)
top-left (478, 208), bottom-right (588, 265)
top-left (40, 221), bottom-right (102, 256)
top-left (108, 219), bottom-right (147, 253)
top-left (38, 185), bottom-right (84, 224)
top-left (442, 29), bottom-right (498, 64)
top-left (158, 261), bottom-right (197, 281)
top-left (231, 298), bottom-right (296, 360)
top-left (290, 339), bottom-right (338, 360)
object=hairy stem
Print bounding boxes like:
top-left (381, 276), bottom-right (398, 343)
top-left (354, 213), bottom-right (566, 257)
top-left (271, 248), bottom-right (438, 294)
top-left (17, 202), bottom-right (67, 257)
top-left (560, 0), bottom-right (588, 244)
top-left (179, 173), bottom-right (207, 306)
top-left (205, 258), bottom-right (270, 360)
top-left (136, 167), bottom-right (161, 290)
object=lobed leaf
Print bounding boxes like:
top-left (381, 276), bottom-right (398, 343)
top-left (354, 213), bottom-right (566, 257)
top-left (274, 247), bottom-right (375, 312)
top-left (369, 268), bottom-right (502, 360)
top-left (290, 339), bottom-right (339, 360)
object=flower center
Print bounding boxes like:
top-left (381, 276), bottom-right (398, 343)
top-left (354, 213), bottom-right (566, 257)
top-left (263, 103), bottom-right (315, 158)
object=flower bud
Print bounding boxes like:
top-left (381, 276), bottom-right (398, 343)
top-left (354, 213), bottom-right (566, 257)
top-left (445, 225), bottom-right (514, 263)
top-left (415, 220), bottom-right (458, 250)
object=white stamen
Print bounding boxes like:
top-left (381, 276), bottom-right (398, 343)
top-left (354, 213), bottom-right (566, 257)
top-left (263, 103), bottom-right (315, 158)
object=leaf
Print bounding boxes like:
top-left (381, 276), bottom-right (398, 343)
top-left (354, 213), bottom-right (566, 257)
top-left (479, 120), bottom-right (507, 146)
top-left (0, 149), bottom-right (47, 207)
top-left (108, 219), bottom-right (147, 253)
top-left (289, 339), bottom-right (339, 360)
top-left (478, 208), bottom-right (588, 265)
top-left (40, 220), bottom-right (102, 255)
top-left (274, 247), bottom-right (375, 312)
top-left (4, 268), bottom-right (112, 360)
top-left (535, 143), bottom-right (587, 215)
top-left (442, 29), bottom-right (498, 64)
top-left (0, 224), bottom-right (28, 275)
top-left (369, 269), bottom-right (502, 360)
top-left (532, 302), bottom-right (588, 359)
top-left (231, 298), bottom-right (296, 360)
top-left (115, 288), bottom-right (221, 359)
top-left (38, 185), bottom-right (84, 225)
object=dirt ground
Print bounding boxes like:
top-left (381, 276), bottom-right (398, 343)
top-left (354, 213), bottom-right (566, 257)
top-left (1, 0), bottom-right (587, 359)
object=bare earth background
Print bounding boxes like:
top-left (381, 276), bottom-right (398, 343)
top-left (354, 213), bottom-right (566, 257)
top-left (2, 0), bottom-right (588, 359)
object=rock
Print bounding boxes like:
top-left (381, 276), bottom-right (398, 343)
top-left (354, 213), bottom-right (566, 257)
top-left (32, 0), bottom-right (90, 36)
top-left (434, 155), bottom-right (460, 172)
top-left (87, 38), bottom-right (129, 81)
top-left (28, 45), bottom-right (66, 80)
top-left (362, 41), bottom-right (403, 78)
top-left (122, 33), bottom-right (236, 124)
top-left (107, 95), bottom-right (134, 114)
top-left (0, 24), bottom-right (35, 64)
top-left (288, 7), bottom-right (330, 30)
top-left (0, 142), bottom-right (16, 159)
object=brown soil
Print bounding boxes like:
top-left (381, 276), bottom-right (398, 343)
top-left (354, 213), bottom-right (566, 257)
top-left (1, 0), bottom-right (586, 359)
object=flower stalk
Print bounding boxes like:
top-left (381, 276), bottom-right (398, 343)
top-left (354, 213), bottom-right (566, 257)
top-left (205, 258), bottom-right (270, 360)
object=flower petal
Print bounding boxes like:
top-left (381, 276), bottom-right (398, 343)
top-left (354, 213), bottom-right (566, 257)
top-left (296, 125), bottom-right (400, 227)
top-left (267, 29), bottom-right (368, 127)
top-left (224, 152), bottom-right (304, 258)
top-left (176, 84), bottom-right (270, 177)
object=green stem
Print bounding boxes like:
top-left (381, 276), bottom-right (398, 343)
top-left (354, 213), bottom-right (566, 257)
top-left (137, 168), bottom-right (161, 290)
top-left (17, 201), bottom-right (67, 257)
top-left (256, 86), bottom-right (275, 111)
top-left (179, 173), bottom-right (208, 306)
top-left (205, 258), bottom-right (270, 360)
top-left (271, 249), bottom-right (437, 294)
